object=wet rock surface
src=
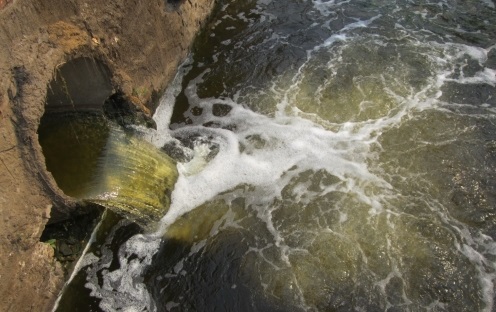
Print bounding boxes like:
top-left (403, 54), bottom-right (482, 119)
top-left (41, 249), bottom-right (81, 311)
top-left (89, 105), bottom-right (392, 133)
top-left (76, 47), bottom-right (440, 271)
top-left (40, 207), bottom-right (102, 268)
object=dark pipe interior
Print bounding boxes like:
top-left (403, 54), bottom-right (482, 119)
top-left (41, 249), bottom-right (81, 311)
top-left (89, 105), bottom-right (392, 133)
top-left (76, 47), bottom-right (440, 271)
top-left (45, 57), bottom-right (113, 113)
top-left (39, 57), bottom-right (114, 198)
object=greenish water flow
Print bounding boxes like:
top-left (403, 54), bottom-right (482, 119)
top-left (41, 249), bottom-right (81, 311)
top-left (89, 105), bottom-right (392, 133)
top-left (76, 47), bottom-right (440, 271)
top-left (38, 113), bottom-right (178, 224)
top-left (54, 0), bottom-right (496, 311)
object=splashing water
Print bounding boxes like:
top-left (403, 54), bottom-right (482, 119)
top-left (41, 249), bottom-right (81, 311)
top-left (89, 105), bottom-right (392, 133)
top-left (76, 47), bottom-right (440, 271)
top-left (56, 0), bottom-right (496, 311)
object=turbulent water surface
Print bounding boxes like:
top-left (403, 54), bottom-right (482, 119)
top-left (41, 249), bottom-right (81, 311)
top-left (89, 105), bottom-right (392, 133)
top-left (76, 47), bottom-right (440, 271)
top-left (56, 0), bottom-right (496, 311)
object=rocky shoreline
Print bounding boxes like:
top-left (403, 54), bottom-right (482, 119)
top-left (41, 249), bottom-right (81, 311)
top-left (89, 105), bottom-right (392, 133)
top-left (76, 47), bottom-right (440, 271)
top-left (0, 0), bottom-right (214, 310)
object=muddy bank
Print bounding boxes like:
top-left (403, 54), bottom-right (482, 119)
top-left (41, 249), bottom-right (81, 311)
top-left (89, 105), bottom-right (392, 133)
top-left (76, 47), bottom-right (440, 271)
top-left (0, 0), bottom-right (214, 310)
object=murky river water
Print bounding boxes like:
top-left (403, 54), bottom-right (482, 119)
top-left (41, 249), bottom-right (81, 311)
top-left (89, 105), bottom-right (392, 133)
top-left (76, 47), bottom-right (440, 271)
top-left (54, 0), bottom-right (496, 311)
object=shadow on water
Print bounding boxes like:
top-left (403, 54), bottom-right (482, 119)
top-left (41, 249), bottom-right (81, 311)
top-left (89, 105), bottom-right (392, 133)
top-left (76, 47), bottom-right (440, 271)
top-left (145, 201), bottom-right (301, 312)
top-left (146, 232), bottom-right (295, 312)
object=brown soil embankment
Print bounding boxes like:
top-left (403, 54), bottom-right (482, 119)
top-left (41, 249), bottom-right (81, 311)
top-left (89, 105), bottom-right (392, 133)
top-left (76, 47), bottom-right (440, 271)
top-left (0, 0), bottom-right (214, 310)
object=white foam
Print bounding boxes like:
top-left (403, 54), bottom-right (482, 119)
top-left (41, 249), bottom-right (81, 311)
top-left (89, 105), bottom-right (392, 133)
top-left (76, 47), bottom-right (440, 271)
top-left (450, 68), bottom-right (496, 87)
top-left (178, 142), bottom-right (213, 176)
top-left (481, 0), bottom-right (495, 8)
top-left (315, 15), bottom-right (381, 50)
top-left (311, 0), bottom-right (351, 16)
top-left (166, 107), bottom-right (391, 222)
top-left (460, 244), bottom-right (496, 312)
top-left (83, 219), bottom-right (162, 312)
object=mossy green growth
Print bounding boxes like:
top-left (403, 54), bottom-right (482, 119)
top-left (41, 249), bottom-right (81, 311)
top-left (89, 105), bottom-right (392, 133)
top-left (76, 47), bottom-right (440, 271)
top-left (45, 239), bottom-right (57, 249)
